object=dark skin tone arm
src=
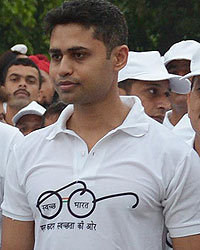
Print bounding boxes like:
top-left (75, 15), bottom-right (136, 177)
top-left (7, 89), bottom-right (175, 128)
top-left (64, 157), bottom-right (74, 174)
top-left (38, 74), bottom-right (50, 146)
top-left (172, 234), bottom-right (200, 250)
top-left (1, 216), bottom-right (34, 250)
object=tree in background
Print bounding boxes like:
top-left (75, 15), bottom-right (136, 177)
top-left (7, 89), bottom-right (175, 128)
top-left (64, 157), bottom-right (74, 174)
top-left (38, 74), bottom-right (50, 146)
top-left (0, 0), bottom-right (200, 55)
top-left (0, 0), bottom-right (63, 55)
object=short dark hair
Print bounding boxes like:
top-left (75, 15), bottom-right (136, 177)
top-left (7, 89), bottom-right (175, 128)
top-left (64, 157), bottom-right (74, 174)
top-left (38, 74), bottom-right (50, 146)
top-left (2, 57), bottom-right (42, 88)
top-left (44, 0), bottom-right (128, 58)
top-left (41, 101), bottom-right (67, 127)
top-left (118, 79), bottom-right (134, 95)
top-left (0, 50), bottom-right (22, 84)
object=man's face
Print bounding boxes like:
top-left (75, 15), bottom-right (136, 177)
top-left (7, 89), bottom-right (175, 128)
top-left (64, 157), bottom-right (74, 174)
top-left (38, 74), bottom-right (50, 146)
top-left (49, 23), bottom-right (120, 105)
top-left (3, 65), bottom-right (40, 109)
top-left (16, 114), bottom-right (42, 136)
top-left (166, 59), bottom-right (190, 76)
top-left (187, 76), bottom-right (200, 134)
top-left (128, 80), bottom-right (171, 123)
top-left (38, 70), bottom-right (55, 107)
top-left (166, 59), bottom-right (190, 113)
top-left (168, 92), bottom-right (188, 113)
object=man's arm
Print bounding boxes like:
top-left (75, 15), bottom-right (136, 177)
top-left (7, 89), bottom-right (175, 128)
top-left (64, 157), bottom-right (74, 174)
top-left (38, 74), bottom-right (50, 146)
top-left (1, 216), bottom-right (34, 250)
top-left (172, 235), bottom-right (200, 250)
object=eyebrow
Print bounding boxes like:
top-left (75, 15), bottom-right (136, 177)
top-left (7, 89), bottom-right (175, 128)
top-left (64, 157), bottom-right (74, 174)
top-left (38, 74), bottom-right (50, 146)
top-left (145, 83), bottom-right (165, 87)
top-left (8, 73), bottom-right (37, 80)
top-left (49, 46), bottom-right (89, 55)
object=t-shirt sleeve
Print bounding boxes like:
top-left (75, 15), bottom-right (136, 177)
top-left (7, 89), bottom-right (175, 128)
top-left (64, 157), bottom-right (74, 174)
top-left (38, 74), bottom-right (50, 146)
top-left (1, 145), bottom-right (34, 221)
top-left (162, 148), bottom-right (200, 238)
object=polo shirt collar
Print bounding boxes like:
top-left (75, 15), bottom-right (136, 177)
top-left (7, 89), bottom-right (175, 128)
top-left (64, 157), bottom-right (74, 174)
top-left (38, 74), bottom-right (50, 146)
top-left (47, 96), bottom-right (149, 140)
top-left (115, 96), bottom-right (149, 137)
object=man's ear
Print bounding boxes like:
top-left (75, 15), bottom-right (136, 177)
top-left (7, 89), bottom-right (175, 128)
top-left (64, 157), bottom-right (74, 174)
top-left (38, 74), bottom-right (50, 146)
top-left (0, 85), bottom-right (5, 92)
top-left (112, 45), bottom-right (129, 72)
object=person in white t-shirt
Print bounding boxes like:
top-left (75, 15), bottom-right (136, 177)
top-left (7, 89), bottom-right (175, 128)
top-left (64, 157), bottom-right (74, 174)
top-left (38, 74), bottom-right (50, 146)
top-left (0, 122), bottom-right (23, 247)
top-left (1, 1), bottom-right (200, 250)
top-left (175, 46), bottom-right (200, 156)
top-left (12, 101), bottom-right (46, 136)
top-left (163, 40), bottom-right (200, 129)
top-left (118, 51), bottom-right (190, 123)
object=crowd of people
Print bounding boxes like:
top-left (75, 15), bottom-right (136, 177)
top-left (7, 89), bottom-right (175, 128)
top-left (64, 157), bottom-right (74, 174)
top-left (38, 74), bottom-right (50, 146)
top-left (1, 0), bottom-right (200, 249)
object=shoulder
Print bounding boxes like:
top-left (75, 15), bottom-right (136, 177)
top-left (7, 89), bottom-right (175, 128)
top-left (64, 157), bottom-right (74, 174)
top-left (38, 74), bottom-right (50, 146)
top-left (147, 115), bottom-right (194, 158)
top-left (0, 123), bottom-right (23, 144)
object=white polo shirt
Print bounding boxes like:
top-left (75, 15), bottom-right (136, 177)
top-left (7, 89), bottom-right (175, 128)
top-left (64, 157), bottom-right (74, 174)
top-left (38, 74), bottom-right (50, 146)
top-left (2, 96), bottom-right (200, 250)
top-left (163, 110), bottom-right (174, 130)
top-left (0, 122), bottom-right (23, 246)
top-left (172, 114), bottom-right (195, 141)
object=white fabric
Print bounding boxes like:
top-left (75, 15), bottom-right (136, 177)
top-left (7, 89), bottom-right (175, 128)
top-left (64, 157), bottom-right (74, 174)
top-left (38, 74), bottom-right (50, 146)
top-left (3, 102), bottom-right (7, 113)
top-left (172, 114), bottom-right (195, 142)
top-left (2, 96), bottom-right (200, 250)
top-left (118, 51), bottom-right (191, 94)
top-left (186, 135), bottom-right (195, 148)
top-left (12, 101), bottom-right (46, 126)
top-left (163, 40), bottom-right (200, 65)
top-left (10, 44), bottom-right (28, 54)
top-left (162, 110), bottom-right (174, 130)
top-left (181, 46), bottom-right (200, 79)
top-left (0, 123), bottom-right (23, 246)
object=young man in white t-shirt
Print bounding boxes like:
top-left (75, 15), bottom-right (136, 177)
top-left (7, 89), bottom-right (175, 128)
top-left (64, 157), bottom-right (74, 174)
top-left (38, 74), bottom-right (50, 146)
top-left (163, 40), bottom-right (200, 129)
top-left (175, 46), bottom-right (200, 156)
top-left (118, 51), bottom-right (191, 123)
top-left (0, 122), bottom-right (23, 247)
top-left (1, 1), bottom-right (200, 250)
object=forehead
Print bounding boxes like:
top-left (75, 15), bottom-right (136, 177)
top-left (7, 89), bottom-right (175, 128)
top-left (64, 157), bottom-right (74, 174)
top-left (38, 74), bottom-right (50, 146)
top-left (7, 65), bottom-right (39, 78)
top-left (133, 79), bottom-right (169, 88)
top-left (166, 59), bottom-right (190, 71)
top-left (40, 70), bottom-right (51, 82)
top-left (50, 23), bottom-right (103, 51)
top-left (17, 114), bottom-right (42, 125)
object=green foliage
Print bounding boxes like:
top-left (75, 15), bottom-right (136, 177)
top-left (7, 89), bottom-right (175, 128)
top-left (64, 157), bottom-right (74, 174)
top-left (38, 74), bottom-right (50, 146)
top-left (0, 0), bottom-right (200, 56)
top-left (0, 0), bottom-right (63, 55)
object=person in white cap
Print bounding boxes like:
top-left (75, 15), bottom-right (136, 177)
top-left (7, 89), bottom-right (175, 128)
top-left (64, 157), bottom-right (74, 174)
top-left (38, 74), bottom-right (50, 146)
top-left (163, 40), bottom-right (200, 129)
top-left (173, 46), bottom-right (200, 156)
top-left (2, 1), bottom-right (200, 250)
top-left (10, 44), bottom-right (28, 55)
top-left (12, 101), bottom-right (46, 135)
top-left (0, 122), bottom-right (23, 248)
top-left (118, 51), bottom-right (191, 123)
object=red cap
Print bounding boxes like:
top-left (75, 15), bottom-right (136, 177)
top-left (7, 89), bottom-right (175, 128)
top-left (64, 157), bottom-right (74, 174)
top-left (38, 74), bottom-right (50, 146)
top-left (29, 54), bottom-right (50, 74)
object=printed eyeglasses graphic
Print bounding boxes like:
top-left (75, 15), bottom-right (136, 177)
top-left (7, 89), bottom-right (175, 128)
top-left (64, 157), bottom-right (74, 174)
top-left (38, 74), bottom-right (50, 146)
top-left (36, 181), bottom-right (139, 219)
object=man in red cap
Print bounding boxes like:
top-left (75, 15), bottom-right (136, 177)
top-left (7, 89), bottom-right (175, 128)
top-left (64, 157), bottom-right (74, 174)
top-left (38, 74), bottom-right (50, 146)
top-left (29, 54), bottom-right (56, 108)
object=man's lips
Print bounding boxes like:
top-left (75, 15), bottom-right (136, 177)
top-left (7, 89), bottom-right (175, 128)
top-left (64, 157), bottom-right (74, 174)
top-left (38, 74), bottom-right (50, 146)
top-left (14, 89), bottom-right (30, 97)
top-left (57, 80), bottom-right (78, 91)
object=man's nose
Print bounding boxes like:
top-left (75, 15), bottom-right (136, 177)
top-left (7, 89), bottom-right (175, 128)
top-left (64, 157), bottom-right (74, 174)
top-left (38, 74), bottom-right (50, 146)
top-left (157, 96), bottom-right (171, 111)
top-left (18, 78), bottom-right (27, 88)
top-left (58, 56), bottom-right (73, 77)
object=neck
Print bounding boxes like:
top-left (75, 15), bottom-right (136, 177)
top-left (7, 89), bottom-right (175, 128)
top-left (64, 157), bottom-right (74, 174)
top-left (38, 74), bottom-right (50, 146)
top-left (169, 109), bottom-right (187, 126)
top-left (67, 95), bottom-right (130, 151)
top-left (5, 105), bottom-right (21, 125)
top-left (194, 134), bottom-right (200, 157)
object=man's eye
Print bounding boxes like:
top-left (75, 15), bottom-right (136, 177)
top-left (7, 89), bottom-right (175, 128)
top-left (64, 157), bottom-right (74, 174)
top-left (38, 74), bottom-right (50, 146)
top-left (165, 91), bottom-right (170, 97)
top-left (51, 54), bottom-right (62, 61)
top-left (10, 78), bottom-right (18, 82)
top-left (148, 88), bottom-right (157, 94)
top-left (73, 52), bottom-right (85, 60)
top-left (27, 79), bottom-right (37, 84)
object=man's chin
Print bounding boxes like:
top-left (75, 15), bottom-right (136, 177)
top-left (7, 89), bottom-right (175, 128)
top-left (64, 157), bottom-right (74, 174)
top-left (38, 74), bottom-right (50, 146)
top-left (8, 98), bottom-right (31, 110)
